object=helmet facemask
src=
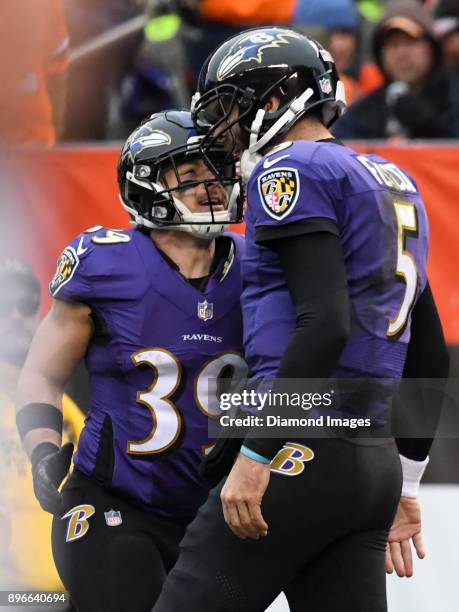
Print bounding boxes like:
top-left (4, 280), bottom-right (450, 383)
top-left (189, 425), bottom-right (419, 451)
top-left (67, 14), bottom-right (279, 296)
top-left (192, 72), bottom-right (316, 184)
top-left (192, 30), bottom-right (347, 181)
top-left (161, 149), bottom-right (241, 239)
top-left (120, 136), bottom-right (243, 239)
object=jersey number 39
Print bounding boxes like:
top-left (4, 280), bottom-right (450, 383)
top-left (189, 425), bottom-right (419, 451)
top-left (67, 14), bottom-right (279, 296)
top-left (127, 349), bottom-right (248, 455)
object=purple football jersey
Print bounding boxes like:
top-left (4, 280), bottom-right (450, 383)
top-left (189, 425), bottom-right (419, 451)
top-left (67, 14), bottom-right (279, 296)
top-left (50, 227), bottom-right (246, 522)
top-left (243, 140), bottom-right (429, 381)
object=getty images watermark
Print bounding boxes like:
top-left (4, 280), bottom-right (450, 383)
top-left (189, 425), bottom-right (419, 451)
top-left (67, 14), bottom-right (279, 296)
top-left (219, 388), bottom-right (371, 429)
top-left (207, 377), bottom-right (457, 440)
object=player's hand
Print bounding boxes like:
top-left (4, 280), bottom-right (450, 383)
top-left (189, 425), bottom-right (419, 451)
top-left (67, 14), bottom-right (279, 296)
top-left (220, 453), bottom-right (270, 540)
top-left (385, 496), bottom-right (425, 577)
top-left (32, 443), bottom-right (74, 516)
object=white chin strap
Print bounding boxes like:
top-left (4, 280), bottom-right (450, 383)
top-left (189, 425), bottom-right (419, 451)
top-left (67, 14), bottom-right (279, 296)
top-left (171, 180), bottom-right (241, 239)
top-left (172, 197), bottom-right (229, 239)
top-left (240, 87), bottom-right (314, 186)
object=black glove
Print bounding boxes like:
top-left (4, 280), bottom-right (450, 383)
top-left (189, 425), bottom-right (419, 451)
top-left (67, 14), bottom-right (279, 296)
top-left (31, 442), bottom-right (74, 516)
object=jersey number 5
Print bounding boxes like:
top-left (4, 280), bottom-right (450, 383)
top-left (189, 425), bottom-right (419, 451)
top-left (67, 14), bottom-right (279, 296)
top-left (387, 200), bottom-right (418, 337)
top-left (127, 349), bottom-right (248, 455)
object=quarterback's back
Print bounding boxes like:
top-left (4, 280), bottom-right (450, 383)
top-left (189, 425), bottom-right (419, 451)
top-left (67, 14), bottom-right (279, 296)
top-left (243, 140), bottom-right (429, 381)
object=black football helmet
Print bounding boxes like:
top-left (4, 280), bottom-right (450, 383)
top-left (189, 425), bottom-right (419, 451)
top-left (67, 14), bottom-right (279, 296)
top-left (118, 110), bottom-right (243, 238)
top-left (191, 27), bottom-right (346, 157)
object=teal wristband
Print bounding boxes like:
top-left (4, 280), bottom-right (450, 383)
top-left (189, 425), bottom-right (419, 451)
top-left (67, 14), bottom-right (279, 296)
top-left (240, 445), bottom-right (271, 464)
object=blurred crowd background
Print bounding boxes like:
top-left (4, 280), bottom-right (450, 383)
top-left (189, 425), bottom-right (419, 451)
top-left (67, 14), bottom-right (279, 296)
top-left (1, 0), bottom-right (459, 146)
top-left (1, 1), bottom-right (459, 609)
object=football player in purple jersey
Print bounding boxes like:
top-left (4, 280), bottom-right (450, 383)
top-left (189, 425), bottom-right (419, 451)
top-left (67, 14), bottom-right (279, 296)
top-left (152, 29), bottom-right (450, 612)
top-left (15, 110), bottom-right (247, 612)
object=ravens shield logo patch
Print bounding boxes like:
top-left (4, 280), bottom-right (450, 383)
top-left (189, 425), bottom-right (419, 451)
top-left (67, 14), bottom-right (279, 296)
top-left (49, 246), bottom-right (79, 296)
top-left (258, 167), bottom-right (299, 220)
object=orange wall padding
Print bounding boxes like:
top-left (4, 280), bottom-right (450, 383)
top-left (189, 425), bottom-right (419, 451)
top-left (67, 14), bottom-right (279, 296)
top-left (2, 144), bottom-right (458, 342)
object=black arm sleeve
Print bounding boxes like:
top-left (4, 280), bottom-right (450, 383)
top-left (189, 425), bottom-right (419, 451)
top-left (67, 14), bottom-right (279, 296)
top-left (394, 282), bottom-right (450, 461)
top-left (243, 228), bottom-right (351, 460)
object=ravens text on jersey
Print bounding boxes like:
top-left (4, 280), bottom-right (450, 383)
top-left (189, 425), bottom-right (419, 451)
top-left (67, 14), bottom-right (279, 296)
top-left (152, 28), bottom-right (441, 612)
top-left (17, 111), bottom-right (247, 612)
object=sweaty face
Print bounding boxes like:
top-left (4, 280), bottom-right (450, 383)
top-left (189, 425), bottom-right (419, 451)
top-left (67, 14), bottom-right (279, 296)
top-left (161, 158), bottom-right (228, 215)
top-left (381, 31), bottom-right (434, 85)
top-left (0, 281), bottom-right (40, 366)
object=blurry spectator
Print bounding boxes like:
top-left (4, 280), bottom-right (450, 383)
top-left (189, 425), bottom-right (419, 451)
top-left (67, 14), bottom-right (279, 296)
top-left (0, 260), bottom-right (84, 596)
top-left (117, 0), bottom-right (190, 136)
top-left (0, 0), bottom-right (69, 146)
top-left (329, 29), bottom-right (359, 80)
top-left (293, 1), bottom-right (362, 103)
top-left (0, 260), bottom-right (41, 369)
top-left (293, 0), bottom-right (358, 31)
top-left (434, 0), bottom-right (459, 137)
top-left (435, 0), bottom-right (459, 71)
top-left (182, 0), bottom-right (293, 90)
top-left (334, 0), bottom-right (458, 140)
top-left (294, 1), bottom-right (384, 104)
top-left (354, 0), bottom-right (385, 63)
top-left (357, 59), bottom-right (386, 95)
top-left (328, 27), bottom-right (385, 102)
top-left (63, 0), bottom-right (143, 140)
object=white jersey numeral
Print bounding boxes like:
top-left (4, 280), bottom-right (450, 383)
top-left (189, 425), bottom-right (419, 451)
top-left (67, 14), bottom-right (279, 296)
top-left (387, 200), bottom-right (418, 337)
top-left (92, 230), bottom-right (131, 244)
top-left (127, 349), bottom-right (248, 455)
top-left (128, 349), bottom-right (182, 454)
top-left (195, 353), bottom-right (248, 419)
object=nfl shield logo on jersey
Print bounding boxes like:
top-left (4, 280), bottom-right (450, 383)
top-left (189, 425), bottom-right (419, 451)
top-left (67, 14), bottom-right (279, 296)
top-left (258, 167), bottom-right (300, 220)
top-left (198, 300), bottom-right (213, 321)
top-left (104, 509), bottom-right (122, 527)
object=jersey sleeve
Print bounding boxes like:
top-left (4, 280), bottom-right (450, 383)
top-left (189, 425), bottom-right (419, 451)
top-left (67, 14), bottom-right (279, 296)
top-left (247, 145), bottom-right (340, 243)
top-left (49, 226), bottom-right (143, 303)
top-left (49, 231), bottom-right (94, 301)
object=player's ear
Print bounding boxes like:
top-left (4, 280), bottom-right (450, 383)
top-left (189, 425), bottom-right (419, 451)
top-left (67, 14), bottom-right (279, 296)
top-left (263, 96), bottom-right (281, 114)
